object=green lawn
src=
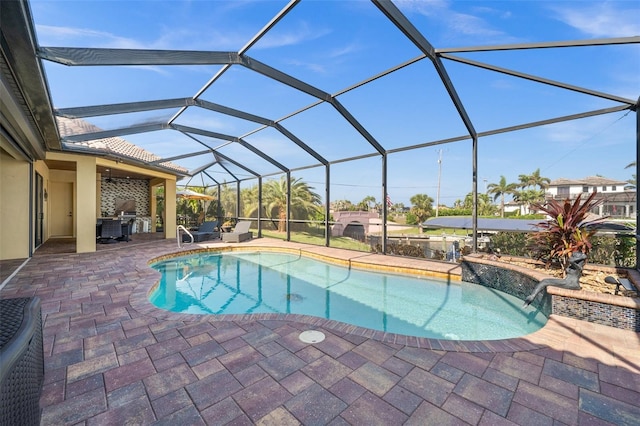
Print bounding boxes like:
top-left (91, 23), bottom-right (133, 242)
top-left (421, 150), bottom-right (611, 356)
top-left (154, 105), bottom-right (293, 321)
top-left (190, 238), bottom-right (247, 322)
top-left (260, 230), bottom-right (371, 251)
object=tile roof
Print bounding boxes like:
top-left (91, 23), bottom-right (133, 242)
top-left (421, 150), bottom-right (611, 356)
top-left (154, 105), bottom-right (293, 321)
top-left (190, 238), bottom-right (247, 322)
top-left (56, 116), bottom-right (188, 175)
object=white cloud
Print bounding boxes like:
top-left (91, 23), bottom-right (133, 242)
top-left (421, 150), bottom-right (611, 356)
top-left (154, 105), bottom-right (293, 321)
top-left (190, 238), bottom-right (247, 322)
top-left (256, 21), bottom-right (332, 49)
top-left (396, 0), bottom-right (514, 43)
top-left (551, 2), bottom-right (640, 38)
top-left (36, 24), bottom-right (145, 49)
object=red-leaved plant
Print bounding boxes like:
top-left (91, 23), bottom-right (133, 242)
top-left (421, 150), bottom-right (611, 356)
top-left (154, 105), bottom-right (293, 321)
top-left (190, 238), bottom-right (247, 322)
top-left (527, 192), bottom-right (606, 273)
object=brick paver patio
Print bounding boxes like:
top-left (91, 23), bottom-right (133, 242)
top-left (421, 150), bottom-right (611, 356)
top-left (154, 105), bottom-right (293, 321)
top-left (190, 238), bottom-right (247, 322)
top-left (1, 237), bottom-right (638, 425)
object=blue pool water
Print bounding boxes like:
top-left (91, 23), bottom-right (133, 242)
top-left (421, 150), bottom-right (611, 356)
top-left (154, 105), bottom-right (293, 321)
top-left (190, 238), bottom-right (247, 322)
top-left (149, 251), bottom-right (547, 340)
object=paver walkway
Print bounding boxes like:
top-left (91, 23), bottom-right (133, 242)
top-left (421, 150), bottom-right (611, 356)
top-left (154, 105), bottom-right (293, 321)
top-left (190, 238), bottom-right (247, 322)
top-left (1, 237), bottom-right (639, 425)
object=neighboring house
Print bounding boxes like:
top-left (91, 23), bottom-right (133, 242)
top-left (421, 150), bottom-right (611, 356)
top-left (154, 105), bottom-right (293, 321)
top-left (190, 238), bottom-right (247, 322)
top-left (546, 176), bottom-right (635, 219)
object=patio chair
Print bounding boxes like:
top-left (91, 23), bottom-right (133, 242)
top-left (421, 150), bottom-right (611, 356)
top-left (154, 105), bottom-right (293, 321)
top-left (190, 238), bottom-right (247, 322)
top-left (117, 218), bottom-right (134, 242)
top-left (98, 219), bottom-right (123, 244)
top-left (183, 220), bottom-right (219, 242)
top-left (222, 220), bottom-right (253, 243)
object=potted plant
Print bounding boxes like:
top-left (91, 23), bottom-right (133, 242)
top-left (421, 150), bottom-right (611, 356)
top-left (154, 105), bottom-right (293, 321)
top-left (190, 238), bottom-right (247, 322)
top-left (527, 191), bottom-right (605, 272)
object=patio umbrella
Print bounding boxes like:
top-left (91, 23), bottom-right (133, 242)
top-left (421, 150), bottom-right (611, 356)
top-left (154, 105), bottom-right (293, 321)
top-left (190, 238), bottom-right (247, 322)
top-left (176, 189), bottom-right (216, 224)
top-left (176, 189), bottom-right (215, 201)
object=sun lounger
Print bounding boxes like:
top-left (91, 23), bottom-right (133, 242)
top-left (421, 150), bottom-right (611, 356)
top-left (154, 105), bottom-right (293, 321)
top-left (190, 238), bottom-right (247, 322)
top-left (222, 221), bottom-right (252, 243)
top-left (183, 220), bottom-right (219, 242)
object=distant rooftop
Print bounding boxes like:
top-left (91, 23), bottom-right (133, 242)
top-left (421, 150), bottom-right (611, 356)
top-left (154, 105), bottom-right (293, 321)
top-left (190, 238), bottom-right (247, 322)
top-left (549, 176), bottom-right (628, 186)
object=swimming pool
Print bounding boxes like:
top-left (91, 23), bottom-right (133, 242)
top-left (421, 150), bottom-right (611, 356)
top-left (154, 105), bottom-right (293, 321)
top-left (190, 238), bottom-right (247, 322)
top-left (149, 251), bottom-right (547, 340)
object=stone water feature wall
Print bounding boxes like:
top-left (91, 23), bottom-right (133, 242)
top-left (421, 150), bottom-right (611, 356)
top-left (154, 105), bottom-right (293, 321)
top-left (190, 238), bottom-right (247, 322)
top-left (461, 258), bottom-right (552, 316)
top-left (462, 257), bottom-right (640, 331)
top-left (549, 290), bottom-right (640, 331)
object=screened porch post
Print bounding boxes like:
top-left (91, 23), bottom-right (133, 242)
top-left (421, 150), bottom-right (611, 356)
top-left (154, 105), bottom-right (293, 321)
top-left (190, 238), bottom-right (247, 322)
top-left (635, 99), bottom-right (639, 271)
top-left (286, 171), bottom-right (291, 242)
top-left (257, 177), bottom-right (262, 238)
top-left (236, 181), bottom-right (240, 222)
top-left (216, 184), bottom-right (221, 220)
top-left (325, 164), bottom-right (330, 247)
top-left (472, 135), bottom-right (479, 253)
top-left (382, 153), bottom-right (388, 254)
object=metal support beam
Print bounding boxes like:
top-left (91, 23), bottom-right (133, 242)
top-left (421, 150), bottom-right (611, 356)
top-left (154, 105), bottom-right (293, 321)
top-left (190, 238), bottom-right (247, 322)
top-left (39, 47), bottom-right (240, 66)
top-left (258, 177), bottom-right (263, 238)
top-left (382, 154), bottom-right (388, 254)
top-left (636, 97), bottom-right (640, 271)
top-left (472, 135), bottom-right (479, 252)
top-left (236, 181), bottom-right (241, 224)
top-left (217, 185), bottom-right (222, 219)
top-left (286, 171), bottom-right (291, 242)
top-left (241, 55), bottom-right (387, 156)
top-left (372, 0), bottom-right (476, 138)
top-left (325, 164), bottom-right (330, 247)
top-left (62, 122), bottom-right (169, 142)
top-left (437, 36), bottom-right (640, 53)
top-left (441, 54), bottom-right (636, 106)
top-left (56, 98), bottom-right (196, 118)
top-left (172, 124), bottom-right (289, 172)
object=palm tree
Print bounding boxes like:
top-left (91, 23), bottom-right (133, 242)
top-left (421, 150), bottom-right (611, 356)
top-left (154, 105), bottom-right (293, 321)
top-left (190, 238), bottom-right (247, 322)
top-left (240, 185), bottom-right (258, 218)
top-left (487, 176), bottom-right (517, 218)
top-left (409, 194), bottom-right (434, 232)
top-left (513, 188), bottom-right (545, 214)
top-left (333, 199), bottom-right (355, 211)
top-left (263, 176), bottom-right (321, 232)
top-left (528, 168), bottom-right (551, 190)
top-left (358, 195), bottom-right (376, 211)
top-left (625, 162), bottom-right (636, 188)
top-left (518, 168), bottom-right (550, 190)
top-left (220, 183), bottom-right (237, 219)
top-left (462, 192), bottom-right (497, 216)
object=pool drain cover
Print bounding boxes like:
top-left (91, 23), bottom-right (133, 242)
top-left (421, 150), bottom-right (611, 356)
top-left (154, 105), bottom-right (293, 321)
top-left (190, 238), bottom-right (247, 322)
top-left (299, 330), bottom-right (325, 344)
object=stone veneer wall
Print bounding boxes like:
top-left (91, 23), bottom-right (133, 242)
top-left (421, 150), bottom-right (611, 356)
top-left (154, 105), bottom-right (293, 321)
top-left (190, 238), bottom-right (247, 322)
top-left (461, 260), bottom-right (552, 316)
top-left (462, 257), bottom-right (640, 332)
top-left (100, 178), bottom-right (150, 216)
top-left (100, 178), bottom-right (153, 233)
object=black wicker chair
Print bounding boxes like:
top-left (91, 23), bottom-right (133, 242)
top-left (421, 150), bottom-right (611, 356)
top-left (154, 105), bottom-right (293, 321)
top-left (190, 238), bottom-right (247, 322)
top-left (0, 297), bottom-right (44, 426)
top-left (98, 219), bottom-right (123, 244)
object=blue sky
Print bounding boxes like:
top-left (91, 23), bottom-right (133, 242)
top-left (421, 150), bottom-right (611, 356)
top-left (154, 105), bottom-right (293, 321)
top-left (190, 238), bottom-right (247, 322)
top-left (31, 0), bottom-right (639, 207)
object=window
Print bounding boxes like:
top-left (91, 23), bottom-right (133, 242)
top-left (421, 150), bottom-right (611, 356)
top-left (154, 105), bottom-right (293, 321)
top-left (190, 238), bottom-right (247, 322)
top-left (558, 186), bottom-right (570, 195)
top-left (612, 186), bottom-right (616, 191)
top-left (602, 186), bottom-right (607, 191)
top-left (582, 186), bottom-right (588, 193)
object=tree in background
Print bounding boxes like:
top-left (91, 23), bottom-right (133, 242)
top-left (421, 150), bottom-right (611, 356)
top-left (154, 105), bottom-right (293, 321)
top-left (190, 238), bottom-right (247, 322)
top-left (461, 192), bottom-right (497, 216)
top-left (390, 202), bottom-right (404, 214)
top-left (514, 168), bottom-right (549, 214)
top-left (487, 176), bottom-right (517, 217)
top-left (263, 176), bottom-right (321, 232)
top-left (513, 188), bottom-right (545, 214)
top-left (358, 195), bottom-right (377, 211)
top-left (518, 168), bottom-right (551, 191)
top-left (408, 193), bottom-right (434, 229)
top-left (219, 183), bottom-right (237, 219)
top-left (333, 199), bottom-right (356, 211)
top-left (626, 161), bottom-right (636, 189)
